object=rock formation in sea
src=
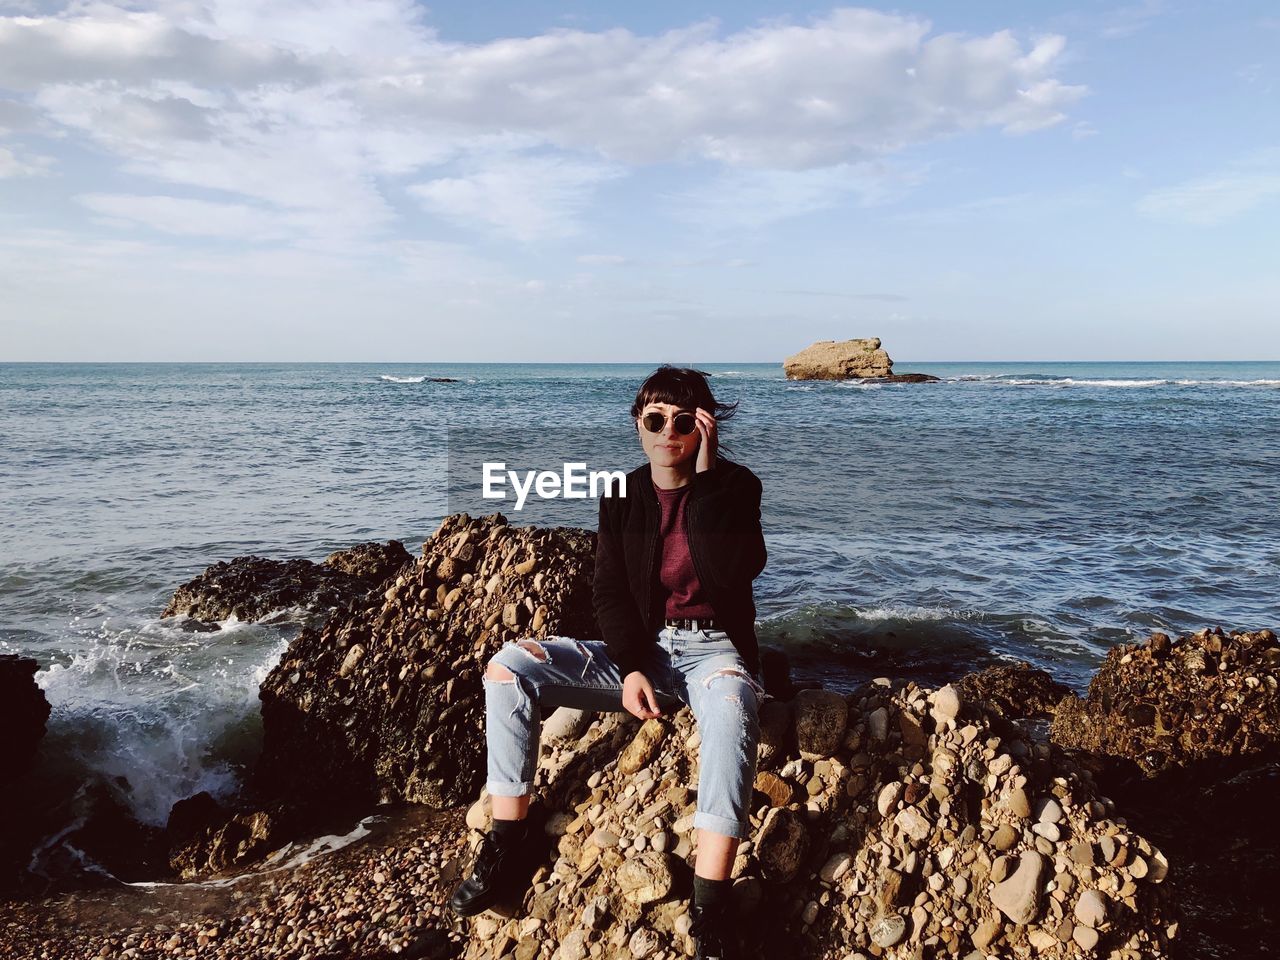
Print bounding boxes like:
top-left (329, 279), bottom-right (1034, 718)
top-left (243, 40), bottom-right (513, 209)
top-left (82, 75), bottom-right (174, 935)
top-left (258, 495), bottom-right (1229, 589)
top-left (161, 539), bottom-right (412, 624)
top-left (0, 653), bottom-right (50, 774)
top-left (0, 654), bottom-right (53, 888)
top-left (783, 338), bottom-right (941, 382)
top-left (1049, 626), bottom-right (1280, 959)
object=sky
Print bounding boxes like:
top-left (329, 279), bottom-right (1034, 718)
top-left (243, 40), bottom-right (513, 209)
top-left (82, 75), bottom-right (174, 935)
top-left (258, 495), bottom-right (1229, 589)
top-left (0, 0), bottom-right (1277, 362)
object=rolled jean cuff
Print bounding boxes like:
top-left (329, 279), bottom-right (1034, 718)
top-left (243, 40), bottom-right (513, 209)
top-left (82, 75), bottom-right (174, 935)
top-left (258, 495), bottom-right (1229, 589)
top-left (693, 810), bottom-right (750, 839)
top-left (487, 780), bottom-right (535, 797)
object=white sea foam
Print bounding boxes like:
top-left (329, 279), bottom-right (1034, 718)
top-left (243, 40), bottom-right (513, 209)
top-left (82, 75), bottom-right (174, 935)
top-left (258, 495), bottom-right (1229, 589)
top-left (856, 603), bottom-right (977, 622)
top-left (379, 375), bottom-right (428, 383)
top-left (950, 376), bottom-right (1280, 388)
top-left (34, 620), bottom-right (292, 829)
top-left (123, 813), bottom-right (381, 888)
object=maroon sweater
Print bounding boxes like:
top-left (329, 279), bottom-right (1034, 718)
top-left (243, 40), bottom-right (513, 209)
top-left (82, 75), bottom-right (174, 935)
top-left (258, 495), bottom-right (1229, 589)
top-left (653, 479), bottom-right (717, 619)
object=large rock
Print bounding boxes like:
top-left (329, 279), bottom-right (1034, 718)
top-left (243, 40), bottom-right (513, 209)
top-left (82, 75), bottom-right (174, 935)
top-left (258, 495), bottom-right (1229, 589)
top-left (453, 669), bottom-right (1176, 960)
top-left (782, 338), bottom-right (940, 383)
top-left (162, 539), bottom-right (411, 624)
top-left (0, 654), bottom-right (50, 775)
top-left (1050, 627), bottom-right (1280, 959)
top-left (783, 338), bottom-right (893, 380)
top-left (165, 792), bottom-right (291, 880)
top-left (256, 514), bottom-right (598, 811)
top-left (1051, 627), bottom-right (1279, 774)
top-left (0, 655), bottom-right (52, 887)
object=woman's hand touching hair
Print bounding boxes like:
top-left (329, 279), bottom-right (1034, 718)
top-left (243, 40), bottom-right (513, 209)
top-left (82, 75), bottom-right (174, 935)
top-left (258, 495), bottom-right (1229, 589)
top-left (622, 671), bottom-right (663, 720)
top-left (694, 406), bottom-right (718, 473)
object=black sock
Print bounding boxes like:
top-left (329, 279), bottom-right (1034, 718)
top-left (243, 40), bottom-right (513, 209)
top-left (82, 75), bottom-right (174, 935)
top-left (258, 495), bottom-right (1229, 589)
top-left (491, 817), bottom-right (529, 845)
top-left (693, 875), bottom-right (731, 910)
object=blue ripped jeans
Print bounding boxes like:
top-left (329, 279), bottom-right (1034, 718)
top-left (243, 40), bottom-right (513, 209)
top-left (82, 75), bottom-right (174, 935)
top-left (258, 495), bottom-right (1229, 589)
top-left (483, 626), bottom-right (765, 838)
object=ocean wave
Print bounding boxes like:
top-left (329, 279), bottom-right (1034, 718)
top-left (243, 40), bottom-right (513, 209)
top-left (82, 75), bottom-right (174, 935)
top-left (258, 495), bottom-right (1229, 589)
top-left (947, 375), bottom-right (1280, 388)
top-left (1173, 378), bottom-right (1280, 386)
top-left (378, 375), bottom-right (428, 383)
top-left (33, 621), bottom-right (291, 830)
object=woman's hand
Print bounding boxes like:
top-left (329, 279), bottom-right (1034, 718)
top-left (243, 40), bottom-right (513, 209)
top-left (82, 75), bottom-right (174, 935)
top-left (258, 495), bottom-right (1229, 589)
top-left (694, 407), bottom-right (718, 473)
top-left (623, 671), bottom-right (662, 719)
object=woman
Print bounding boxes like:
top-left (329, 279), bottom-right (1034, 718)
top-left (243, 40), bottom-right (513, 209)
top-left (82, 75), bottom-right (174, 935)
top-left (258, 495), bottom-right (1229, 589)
top-left (448, 365), bottom-right (767, 960)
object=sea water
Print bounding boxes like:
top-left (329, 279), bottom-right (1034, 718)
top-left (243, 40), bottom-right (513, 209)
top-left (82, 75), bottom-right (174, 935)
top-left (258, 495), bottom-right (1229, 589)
top-left (1, 361), bottom-right (1277, 879)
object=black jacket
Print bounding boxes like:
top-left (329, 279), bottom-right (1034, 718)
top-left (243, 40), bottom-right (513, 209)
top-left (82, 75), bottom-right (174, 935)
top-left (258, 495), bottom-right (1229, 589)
top-left (593, 454), bottom-right (766, 680)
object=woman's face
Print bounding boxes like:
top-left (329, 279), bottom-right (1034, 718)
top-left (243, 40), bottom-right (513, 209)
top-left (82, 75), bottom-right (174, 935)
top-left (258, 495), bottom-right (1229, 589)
top-left (637, 400), bottom-right (700, 469)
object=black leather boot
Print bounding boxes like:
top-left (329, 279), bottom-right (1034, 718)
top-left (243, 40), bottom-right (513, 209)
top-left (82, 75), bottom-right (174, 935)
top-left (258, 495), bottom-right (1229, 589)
top-left (689, 898), bottom-right (734, 960)
top-left (447, 826), bottom-right (527, 917)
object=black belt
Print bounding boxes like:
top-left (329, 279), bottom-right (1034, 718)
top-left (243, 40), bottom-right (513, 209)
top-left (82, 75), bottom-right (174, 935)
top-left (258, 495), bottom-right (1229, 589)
top-left (664, 617), bottom-right (719, 630)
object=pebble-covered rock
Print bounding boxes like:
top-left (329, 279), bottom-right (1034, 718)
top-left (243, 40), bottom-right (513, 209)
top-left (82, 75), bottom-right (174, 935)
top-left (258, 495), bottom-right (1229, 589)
top-left (453, 664), bottom-right (1176, 960)
top-left (257, 515), bottom-right (600, 812)
top-left (1052, 627), bottom-right (1280, 773)
top-left (161, 540), bottom-right (411, 623)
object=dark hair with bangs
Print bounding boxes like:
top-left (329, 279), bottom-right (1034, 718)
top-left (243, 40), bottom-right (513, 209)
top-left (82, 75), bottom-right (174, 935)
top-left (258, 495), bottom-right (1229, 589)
top-left (631, 365), bottom-right (740, 456)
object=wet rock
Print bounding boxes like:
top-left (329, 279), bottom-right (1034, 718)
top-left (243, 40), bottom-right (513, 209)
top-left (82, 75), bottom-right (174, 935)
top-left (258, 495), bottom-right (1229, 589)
top-left (1052, 627), bottom-right (1280, 774)
top-left (0, 655), bottom-right (52, 887)
top-left (1049, 628), bottom-right (1280, 957)
top-left (792, 688), bottom-right (848, 759)
top-left (0, 655), bottom-right (50, 777)
top-left (957, 661), bottom-right (1071, 721)
top-left (162, 540), bottom-right (411, 624)
top-left (165, 793), bottom-right (290, 880)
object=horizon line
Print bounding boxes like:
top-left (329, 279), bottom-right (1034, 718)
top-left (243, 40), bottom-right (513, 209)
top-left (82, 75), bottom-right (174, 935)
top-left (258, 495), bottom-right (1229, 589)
top-left (3, 359), bottom-right (1278, 365)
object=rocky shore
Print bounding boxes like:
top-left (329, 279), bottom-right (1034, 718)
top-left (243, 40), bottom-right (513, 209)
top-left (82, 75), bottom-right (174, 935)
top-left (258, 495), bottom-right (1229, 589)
top-left (2, 514), bottom-right (1276, 959)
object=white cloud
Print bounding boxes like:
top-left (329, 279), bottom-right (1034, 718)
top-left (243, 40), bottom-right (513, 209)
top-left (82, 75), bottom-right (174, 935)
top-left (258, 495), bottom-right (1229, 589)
top-left (1137, 151), bottom-right (1280, 225)
top-left (77, 193), bottom-right (293, 239)
top-left (1099, 0), bottom-right (1166, 40)
top-left (0, 96), bottom-right (39, 132)
top-left (671, 160), bottom-right (926, 229)
top-left (0, 142), bottom-right (51, 176)
top-left (0, 3), bottom-right (1084, 245)
top-left (409, 155), bottom-right (623, 242)
top-left (577, 254), bottom-right (629, 265)
top-left (376, 12), bottom-right (1083, 168)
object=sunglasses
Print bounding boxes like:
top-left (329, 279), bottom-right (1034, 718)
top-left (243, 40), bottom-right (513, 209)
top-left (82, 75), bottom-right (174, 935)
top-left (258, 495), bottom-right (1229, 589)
top-left (640, 410), bottom-right (698, 435)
